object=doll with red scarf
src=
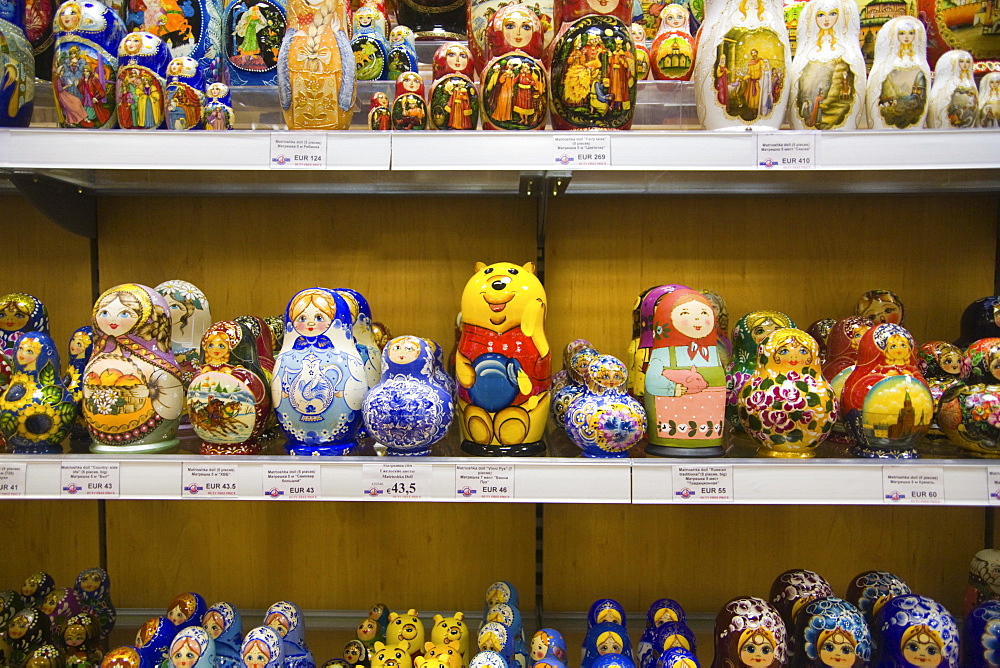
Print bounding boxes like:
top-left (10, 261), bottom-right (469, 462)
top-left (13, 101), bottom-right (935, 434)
top-left (644, 288), bottom-right (726, 457)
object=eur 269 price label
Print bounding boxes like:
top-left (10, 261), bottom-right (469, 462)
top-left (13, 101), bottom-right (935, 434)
top-left (362, 463), bottom-right (431, 500)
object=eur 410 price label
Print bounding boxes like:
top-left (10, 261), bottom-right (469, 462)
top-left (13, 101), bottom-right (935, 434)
top-left (0, 463), bottom-right (26, 496)
top-left (671, 465), bottom-right (733, 503)
top-left (182, 464), bottom-right (239, 498)
top-left (263, 465), bottom-right (320, 500)
top-left (362, 463), bottom-right (431, 500)
top-left (455, 465), bottom-right (514, 500)
top-left (756, 132), bottom-right (817, 170)
top-left (60, 462), bottom-right (119, 497)
top-left (270, 133), bottom-right (327, 169)
top-left (882, 466), bottom-right (944, 504)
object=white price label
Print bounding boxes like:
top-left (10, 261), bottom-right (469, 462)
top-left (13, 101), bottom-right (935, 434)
top-left (671, 465), bottom-right (734, 503)
top-left (263, 465), bottom-right (320, 500)
top-left (553, 134), bottom-right (611, 167)
top-left (756, 132), bottom-right (817, 170)
top-left (269, 133), bottom-right (327, 169)
top-left (455, 465), bottom-right (514, 500)
top-left (362, 463), bottom-right (431, 499)
top-left (182, 464), bottom-right (239, 498)
top-left (60, 462), bottom-right (120, 497)
top-left (0, 463), bottom-right (26, 496)
top-left (882, 466), bottom-right (944, 504)
top-left (987, 467), bottom-right (1000, 505)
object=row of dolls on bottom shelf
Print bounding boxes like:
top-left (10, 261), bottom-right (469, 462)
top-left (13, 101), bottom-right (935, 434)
top-left (1, 568), bottom-right (116, 668)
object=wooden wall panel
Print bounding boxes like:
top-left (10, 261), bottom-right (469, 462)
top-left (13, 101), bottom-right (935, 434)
top-left (546, 193), bottom-right (998, 359)
top-left (543, 504), bottom-right (980, 617)
top-left (0, 500), bottom-right (102, 588)
top-left (106, 500), bottom-right (536, 612)
top-left (98, 196), bottom-right (536, 349)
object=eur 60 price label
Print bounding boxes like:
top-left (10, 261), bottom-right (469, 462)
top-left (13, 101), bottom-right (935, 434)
top-left (362, 463), bottom-right (431, 500)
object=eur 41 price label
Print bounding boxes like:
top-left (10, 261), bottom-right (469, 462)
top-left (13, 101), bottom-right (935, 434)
top-left (756, 132), bottom-right (817, 170)
top-left (554, 134), bottom-right (611, 167)
top-left (455, 465), bottom-right (514, 500)
top-left (362, 463), bottom-right (431, 500)
top-left (882, 466), bottom-right (944, 504)
top-left (270, 133), bottom-right (327, 169)
top-left (182, 464), bottom-right (238, 498)
top-left (60, 462), bottom-right (119, 497)
top-left (0, 463), bottom-right (26, 496)
top-left (263, 465), bottom-right (320, 500)
top-left (671, 465), bottom-right (734, 503)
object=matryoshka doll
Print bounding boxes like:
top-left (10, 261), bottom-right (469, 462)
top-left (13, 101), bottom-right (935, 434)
top-left (169, 627), bottom-right (216, 668)
top-left (62, 613), bottom-right (101, 667)
top-left (963, 601), bottom-right (1000, 668)
top-left (115, 31), bottom-right (171, 129)
top-left (530, 630), bottom-right (567, 667)
top-left (21, 573), bottom-right (55, 608)
top-left (793, 598), bottom-right (871, 668)
top-left (787, 0), bottom-right (867, 130)
top-left (874, 596), bottom-right (957, 668)
top-left (164, 56), bottom-right (206, 130)
top-left (335, 288), bottom-right (382, 392)
top-left (203, 81), bottom-right (234, 129)
top-left (168, 593), bottom-right (208, 632)
top-left (552, 348), bottom-right (597, 426)
top-left (429, 42), bottom-right (480, 130)
top-left (655, 648), bottom-right (698, 668)
top-left (645, 288), bottom-right (726, 456)
top-left (386, 25), bottom-right (417, 81)
top-left (806, 318), bottom-right (836, 366)
top-left (137, 617), bottom-right (180, 668)
top-left (841, 323), bottom-right (932, 458)
top-left (392, 71), bottom-right (427, 129)
top-left (821, 316), bottom-right (872, 397)
top-left (393, 0), bottom-right (465, 42)
top-left (26, 644), bottom-right (63, 668)
top-left (343, 640), bottom-right (369, 668)
top-left (73, 568), bottom-right (115, 651)
top-left (470, 651), bottom-right (509, 668)
top-left (83, 283), bottom-right (184, 453)
top-left (637, 599), bottom-right (686, 668)
top-left (277, 0), bottom-right (355, 130)
top-left (481, 3), bottom-right (548, 131)
top-left (650, 3), bottom-right (694, 81)
top-left (553, 338), bottom-right (594, 394)
top-left (64, 326), bottom-right (94, 452)
top-left (0, 293), bottom-right (49, 360)
top-left (589, 600), bottom-right (627, 630)
top-left (241, 627), bottom-right (284, 668)
top-left (0, 332), bottom-right (76, 454)
top-left (8, 608), bottom-right (53, 668)
top-left (362, 335), bottom-right (454, 456)
top-left (631, 22), bottom-right (649, 79)
top-left (0, 0), bottom-right (34, 127)
top-left (564, 354), bottom-right (646, 457)
top-left (769, 569), bottom-right (834, 662)
top-left (956, 297), bottom-right (1000, 348)
top-left (483, 583), bottom-right (519, 623)
top-left (368, 91), bottom-right (391, 129)
top-left (186, 321), bottom-right (271, 455)
top-left (356, 620), bottom-right (380, 651)
top-left (582, 623), bottom-right (633, 668)
top-left (927, 49), bottom-right (977, 129)
top-left (978, 73), bottom-right (1000, 128)
top-left (967, 550), bottom-right (1000, 616)
top-left (694, 0), bottom-right (792, 130)
top-left (866, 16), bottom-right (930, 130)
top-left (727, 310), bottom-right (797, 431)
top-left (701, 289), bottom-right (732, 368)
top-left (39, 588), bottom-right (82, 644)
top-left (627, 285), bottom-right (689, 400)
top-left (100, 646), bottom-right (143, 668)
top-left (351, 5), bottom-right (388, 80)
top-left (844, 571), bottom-right (910, 630)
top-left (938, 338), bottom-right (1000, 457)
top-left (737, 328), bottom-right (838, 457)
top-left (264, 602), bottom-right (314, 668)
top-left (711, 597), bottom-right (788, 668)
top-left (221, 0), bottom-right (285, 85)
top-left (855, 290), bottom-right (904, 327)
top-left (592, 655), bottom-right (634, 668)
top-left (646, 622), bottom-right (697, 668)
top-left (915, 341), bottom-right (963, 438)
top-left (271, 287), bottom-right (367, 456)
top-left (479, 622), bottom-right (514, 666)
top-left (203, 603), bottom-right (243, 668)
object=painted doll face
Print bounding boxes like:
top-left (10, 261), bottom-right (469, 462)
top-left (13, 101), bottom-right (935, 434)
top-left (653, 608), bottom-right (678, 626)
top-left (861, 298), bottom-right (902, 324)
top-left (16, 339), bottom-right (40, 368)
top-left (595, 608), bottom-right (622, 625)
top-left (357, 619), bottom-right (377, 641)
top-left (883, 335), bottom-right (911, 365)
top-left (939, 351), bottom-right (961, 375)
top-left (671, 300), bottom-right (715, 339)
top-left (739, 633), bottom-right (775, 668)
top-left (172, 641), bottom-right (201, 668)
top-left (896, 25), bottom-right (916, 45)
top-left (167, 596), bottom-right (195, 625)
top-left (344, 643), bottom-right (363, 664)
top-left (266, 613), bottom-right (290, 637)
top-left (402, 73), bottom-right (421, 92)
top-left (773, 341), bottom-right (812, 369)
top-left (819, 632), bottom-right (855, 667)
top-left (586, 0), bottom-right (620, 15)
top-left (814, 5), bottom-right (838, 30)
top-left (530, 635), bottom-right (547, 659)
top-left (293, 304), bottom-right (332, 337)
top-left (79, 571), bottom-right (101, 592)
top-left (389, 338), bottom-right (420, 365)
top-left (0, 306), bottom-right (29, 331)
top-left (243, 644), bottom-right (270, 668)
top-left (203, 335), bottom-right (231, 365)
top-left (902, 633), bottom-right (941, 667)
top-left (751, 318), bottom-right (779, 344)
top-left (445, 46), bottom-right (470, 72)
top-left (850, 324), bottom-right (870, 350)
top-left (168, 59), bottom-right (184, 75)
top-left (663, 5), bottom-right (688, 28)
top-left (662, 634), bottom-right (690, 650)
top-left (40, 590), bottom-right (61, 614)
top-left (57, 2), bottom-right (81, 29)
top-left (596, 632), bottom-right (623, 655)
top-left (124, 33), bottom-right (143, 53)
top-left (65, 624), bottom-right (87, 648)
top-left (97, 296), bottom-right (139, 336)
top-left (7, 614), bottom-right (30, 639)
top-left (70, 332), bottom-right (91, 356)
top-left (591, 362), bottom-right (625, 389)
top-left (203, 611), bottom-right (225, 639)
top-left (502, 12), bottom-right (535, 47)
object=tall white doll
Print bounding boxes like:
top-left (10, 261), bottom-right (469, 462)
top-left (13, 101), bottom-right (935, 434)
top-left (867, 15), bottom-right (930, 130)
top-left (788, 0), bottom-right (866, 130)
top-left (927, 49), bottom-right (978, 129)
top-left (978, 72), bottom-right (1000, 127)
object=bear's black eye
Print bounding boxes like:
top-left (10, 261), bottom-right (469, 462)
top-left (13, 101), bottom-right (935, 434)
top-left (484, 268), bottom-right (493, 274)
top-left (508, 268), bottom-right (519, 275)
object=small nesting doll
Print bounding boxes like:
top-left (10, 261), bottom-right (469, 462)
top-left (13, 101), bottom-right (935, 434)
top-left (711, 597), bottom-right (788, 668)
top-left (271, 288), bottom-right (368, 456)
top-left (530, 630), bottom-right (567, 667)
top-left (956, 297), bottom-right (1000, 348)
top-left (73, 568), bottom-right (114, 651)
top-left (806, 319), bottom-right (837, 366)
top-left (855, 290), bottom-right (904, 327)
top-left (915, 341), bottom-right (964, 437)
top-left (727, 311), bottom-right (797, 431)
top-left (64, 326), bottom-right (94, 452)
top-left (51, 0), bottom-right (125, 129)
top-left (978, 73), bottom-right (1000, 128)
top-left (164, 56), bottom-right (205, 130)
top-left (137, 617), bottom-right (180, 667)
top-left (844, 571), bottom-right (910, 630)
top-left (650, 3), bottom-right (694, 81)
top-left (938, 338), bottom-right (1000, 457)
top-left (553, 348), bottom-right (598, 426)
top-left (40, 588), bottom-right (82, 645)
top-left (866, 16), bottom-right (930, 130)
top-left (264, 602), bottom-right (314, 668)
top-left (874, 596), bottom-right (958, 668)
top-left (470, 652), bottom-right (508, 668)
top-left (645, 288), bottom-right (726, 456)
top-left (631, 23), bottom-right (650, 79)
top-left (788, 0), bottom-right (867, 130)
top-left (278, 0), bottom-right (354, 129)
top-left (841, 324), bottom-right (933, 458)
top-left (385, 611), bottom-right (424, 659)
top-left (793, 598), bottom-right (871, 668)
top-left (0, 0), bottom-right (33, 127)
top-left (115, 31), bottom-right (171, 129)
top-left (478, 623), bottom-right (514, 666)
top-left (203, 603), bottom-right (243, 668)
top-left (565, 354), bottom-right (646, 457)
top-left (646, 622), bottom-right (697, 668)
top-left (167, 594), bottom-right (208, 632)
top-left (0, 332), bottom-right (76, 454)
top-left (769, 570), bottom-right (834, 663)
top-left (963, 601), bottom-right (1000, 668)
top-left (589, 600), bottom-right (626, 629)
top-left (737, 328), bottom-right (838, 457)
top-left (335, 288), bottom-right (382, 392)
top-left (351, 5), bottom-right (388, 80)
top-left (83, 284), bottom-right (184, 453)
top-left (21, 573), bottom-right (56, 609)
top-left (186, 321), bottom-right (271, 455)
top-left (0, 293), bottom-right (49, 360)
top-left (627, 285), bottom-right (690, 400)
top-left (101, 646), bottom-right (143, 668)
top-left (553, 339), bottom-right (595, 394)
top-left (821, 317), bottom-right (872, 398)
top-left (582, 623), bottom-right (633, 668)
top-left (8, 608), bottom-right (53, 668)
top-left (701, 290), bottom-right (732, 368)
top-left (429, 42), bottom-right (480, 130)
top-left (169, 627), bottom-right (217, 668)
top-left (154, 280), bottom-right (212, 386)
top-left (637, 599), bottom-right (686, 668)
top-left (241, 627), bottom-right (284, 668)
top-left (927, 49), bottom-right (977, 129)
top-left (356, 618), bottom-right (381, 652)
top-left (386, 25), bottom-right (417, 80)
top-left (203, 82), bottom-right (235, 130)
top-left (362, 335), bottom-right (454, 456)
top-left (62, 613), bottom-right (101, 668)
top-left (344, 640), bottom-right (370, 668)
top-left (968, 550), bottom-right (1000, 616)
top-left (26, 644), bottom-right (63, 668)
top-left (392, 71), bottom-right (427, 129)
top-left (655, 648), bottom-right (698, 668)
top-left (369, 91), bottom-right (391, 129)
top-left (481, 3), bottom-right (548, 131)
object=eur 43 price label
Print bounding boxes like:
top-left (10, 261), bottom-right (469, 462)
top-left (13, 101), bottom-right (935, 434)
top-left (362, 463), bottom-right (431, 499)
top-left (182, 464), bottom-right (238, 498)
top-left (671, 465), bottom-right (733, 503)
top-left (263, 465), bottom-right (320, 500)
top-left (0, 463), bottom-right (26, 496)
top-left (270, 133), bottom-right (327, 169)
top-left (756, 132), bottom-right (817, 170)
top-left (60, 462), bottom-right (119, 497)
top-left (882, 466), bottom-right (944, 504)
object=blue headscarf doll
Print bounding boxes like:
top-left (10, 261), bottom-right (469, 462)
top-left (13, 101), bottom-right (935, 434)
top-left (264, 602), bottom-right (314, 668)
top-left (203, 603), bottom-right (242, 668)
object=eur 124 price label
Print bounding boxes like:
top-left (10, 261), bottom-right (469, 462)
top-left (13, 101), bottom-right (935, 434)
top-left (0, 463), bottom-right (26, 496)
top-left (455, 465), bottom-right (514, 500)
top-left (882, 466), bottom-right (944, 504)
top-left (60, 462), bottom-right (120, 497)
top-left (269, 133), bottom-right (327, 169)
top-left (362, 463), bottom-right (431, 500)
top-left (263, 465), bottom-right (320, 500)
top-left (671, 465), bottom-right (734, 503)
top-left (182, 464), bottom-right (239, 498)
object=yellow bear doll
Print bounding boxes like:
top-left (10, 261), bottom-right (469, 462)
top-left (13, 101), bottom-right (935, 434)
top-left (430, 613), bottom-right (469, 668)
top-left (371, 642), bottom-right (413, 668)
top-left (385, 611), bottom-right (425, 658)
top-left (456, 262), bottom-right (551, 456)
top-left (423, 643), bottom-right (463, 668)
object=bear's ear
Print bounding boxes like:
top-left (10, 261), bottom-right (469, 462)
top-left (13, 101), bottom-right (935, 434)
top-left (433, 614), bottom-right (444, 625)
top-left (425, 643), bottom-right (436, 653)
top-left (475, 262), bottom-right (487, 272)
top-left (389, 613), bottom-right (400, 622)
top-left (454, 612), bottom-right (464, 622)
top-left (374, 643), bottom-right (386, 652)
top-left (398, 640), bottom-right (411, 652)
top-left (414, 658), bottom-right (426, 668)
top-left (407, 609), bottom-right (419, 617)
top-left (523, 262), bottom-right (536, 275)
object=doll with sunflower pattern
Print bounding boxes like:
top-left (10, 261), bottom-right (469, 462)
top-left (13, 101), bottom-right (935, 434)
top-left (0, 332), bottom-right (76, 453)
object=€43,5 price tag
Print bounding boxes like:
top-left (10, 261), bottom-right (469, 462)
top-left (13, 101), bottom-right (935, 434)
top-left (362, 463), bottom-right (431, 499)
top-left (263, 465), bottom-right (320, 500)
top-left (553, 134), bottom-right (611, 168)
top-left (756, 133), bottom-right (817, 170)
top-left (882, 466), bottom-right (944, 505)
top-left (671, 465), bottom-right (734, 503)
top-left (182, 464), bottom-right (239, 498)
top-left (455, 465), bottom-right (514, 500)
top-left (60, 462), bottom-right (120, 497)
top-left (0, 463), bottom-right (26, 496)
top-left (269, 133), bottom-right (327, 169)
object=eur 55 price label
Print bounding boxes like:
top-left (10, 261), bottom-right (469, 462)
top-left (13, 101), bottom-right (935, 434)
top-left (362, 463), bottom-right (431, 500)
top-left (671, 465), bottom-right (733, 503)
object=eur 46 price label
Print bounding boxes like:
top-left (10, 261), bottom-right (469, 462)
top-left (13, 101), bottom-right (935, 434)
top-left (455, 465), bottom-right (514, 500)
top-left (362, 463), bottom-right (431, 500)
